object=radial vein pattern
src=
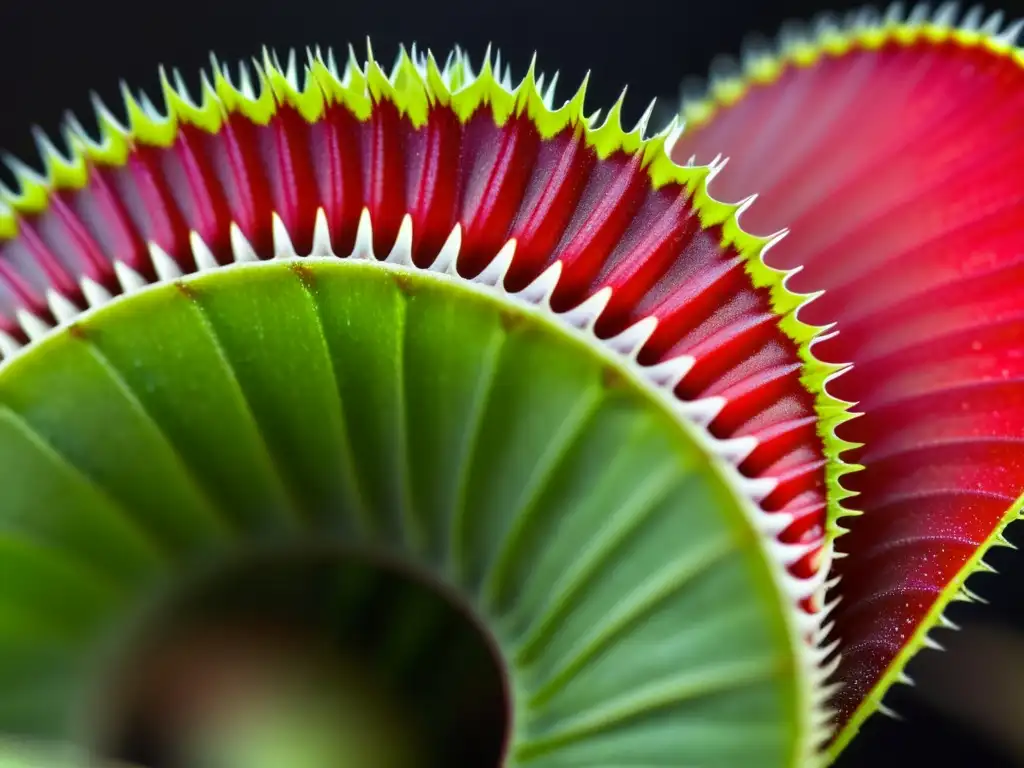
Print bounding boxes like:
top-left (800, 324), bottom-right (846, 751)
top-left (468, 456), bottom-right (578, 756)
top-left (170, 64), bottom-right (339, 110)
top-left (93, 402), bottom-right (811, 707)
top-left (0, 46), bottom-right (857, 616)
top-left (673, 3), bottom-right (1024, 754)
top-left (0, 44), bottom-right (848, 766)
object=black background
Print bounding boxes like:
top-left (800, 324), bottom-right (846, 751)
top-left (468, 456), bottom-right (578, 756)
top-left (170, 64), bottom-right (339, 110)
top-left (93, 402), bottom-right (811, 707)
top-left (3, 1), bottom-right (1024, 766)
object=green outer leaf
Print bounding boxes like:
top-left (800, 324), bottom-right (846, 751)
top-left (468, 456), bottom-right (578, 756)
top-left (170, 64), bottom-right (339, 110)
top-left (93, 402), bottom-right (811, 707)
top-left (0, 739), bottom-right (136, 768)
top-left (0, 259), bottom-right (816, 767)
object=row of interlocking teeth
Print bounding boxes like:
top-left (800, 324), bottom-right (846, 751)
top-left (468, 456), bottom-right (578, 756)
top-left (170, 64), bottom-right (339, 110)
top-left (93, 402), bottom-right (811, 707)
top-left (30, 212), bottom-right (826, 602)
top-left (1, 203), bottom-right (835, 567)
top-left (0, 204), bottom-right (836, 754)
top-left (687, 2), bottom-right (1024, 112)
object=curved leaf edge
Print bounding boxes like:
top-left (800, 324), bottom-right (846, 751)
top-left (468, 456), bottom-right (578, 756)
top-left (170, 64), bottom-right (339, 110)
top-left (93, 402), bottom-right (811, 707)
top-left (676, 4), bottom-right (1024, 760)
top-left (676, 1), bottom-right (1024, 550)
top-left (0, 42), bottom-right (858, 615)
top-left (826, 489), bottom-right (1024, 762)
top-left (0, 243), bottom-right (835, 767)
top-left (681, 1), bottom-right (1024, 131)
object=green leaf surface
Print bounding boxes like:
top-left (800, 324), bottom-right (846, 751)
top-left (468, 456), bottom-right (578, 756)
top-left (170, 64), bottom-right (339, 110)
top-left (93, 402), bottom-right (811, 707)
top-left (0, 259), bottom-right (813, 767)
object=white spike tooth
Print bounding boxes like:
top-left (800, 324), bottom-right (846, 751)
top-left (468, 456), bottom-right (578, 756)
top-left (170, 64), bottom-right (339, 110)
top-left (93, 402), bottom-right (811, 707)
top-left (284, 49), bottom-right (299, 89)
top-left (641, 355), bottom-right (695, 390)
top-left (884, 2), bottom-right (906, 23)
top-left (229, 223), bottom-right (260, 263)
top-left (825, 574), bottom-right (843, 593)
top-left (793, 604), bottom-right (825, 635)
top-left (148, 242), bottom-right (183, 281)
top-left (633, 99), bottom-right (657, 138)
top-left (809, 327), bottom-right (840, 347)
top-left (896, 670), bottom-right (915, 686)
top-left (813, 11), bottom-right (844, 34)
top-left (543, 71), bottom-right (559, 108)
top-left (385, 214), bottom-right (415, 266)
top-left (64, 110), bottom-right (97, 152)
top-left (46, 290), bottom-right (80, 325)
top-left (445, 240), bottom-right (464, 277)
top-left (735, 193), bottom-right (759, 221)
top-left (774, 537), bottom-right (819, 569)
top-left (309, 209), bottom-right (334, 258)
top-left (80, 277), bottom-right (113, 308)
top-left (715, 434), bottom-right (759, 465)
top-left (959, 585), bottom-right (988, 604)
top-left (271, 213), bottom-right (299, 259)
top-left (0, 330), bottom-right (22, 358)
top-left (818, 652), bottom-right (844, 682)
top-left (114, 261), bottom-right (147, 293)
top-left (429, 224), bottom-right (462, 274)
top-left (603, 315), bottom-right (658, 358)
top-left (754, 509), bottom-right (792, 540)
top-left (674, 395), bottom-right (725, 428)
top-left (662, 119), bottom-right (686, 158)
top-left (140, 92), bottom-right (164, 121)
top-left (326, 47), bottom-right (341, 80)
top-left (560, 286), bottom-right (611, 331)
top-left (188, 232), bottom-right (219, 272)
top-left (351, 208), bottom-right (376, 260)
top-left (908, 2), bottom-right (931, 23)
top-left (472, 238), bottom-right (517, 288)
top-left (876, 701), bottom-right (902, 720)
top-left (2, 153), bottom-right (45, 191)
top-left (514, 260), bottom-right (562, 307)
top-left (812, 727), bottom-right (839, 750)
top-left (30, 127), bottom-right (68, 177)
top-left (707, 164), bottom-right (731, 191)
top-left (975, 558), bottom-right (998, 574)
top-left (16, 309), bottom-right (53, 341)
top-left (814, 717), bottom-right (838, 737)
top-left (820, 594), bottom-right (843, 621)
top-left (741, 31), bottom-right (774, 68)
top-left (999, 18), bottom-right (1024, 44)
top-left (922, 634), bottom-right (945, 651)
top-left (857, 5), bottom-right (883, 27)
top-left (981, 10), bottom-right (1005, 34)
top-left (89, 91), bottom-right (127, 135)
top-left (816, 634), bottom-right (842, 662)
top-left (239, 61), bottom-right (258, 100)
top-left (815, 619), bottom-right (837, 645)
top-left (709, 52), bottom-right (743, 86)
top-left (961, 5), bottom-right (983, 29)
top-left (937, 614), bottom-right (960, 631)
top-left (932, 1), bottom-right (959, 25)
top-left (812, 701), bottom-right (839, 726)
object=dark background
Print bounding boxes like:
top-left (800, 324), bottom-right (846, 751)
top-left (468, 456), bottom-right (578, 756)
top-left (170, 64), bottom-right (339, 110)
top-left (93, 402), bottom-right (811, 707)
top-left (3, 1), bottom-right (1024, 766)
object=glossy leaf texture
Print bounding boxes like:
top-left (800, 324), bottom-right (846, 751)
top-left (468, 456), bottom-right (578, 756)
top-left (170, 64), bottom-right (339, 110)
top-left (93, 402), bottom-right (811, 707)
top-left (0, 47), bottom-right (855, 613)
top-left (672, 5), bottom-right (1024, 756)
top-left (0, 260), bottom-right (816, 767)
top-left (0, 46), bottom-right (851, 764)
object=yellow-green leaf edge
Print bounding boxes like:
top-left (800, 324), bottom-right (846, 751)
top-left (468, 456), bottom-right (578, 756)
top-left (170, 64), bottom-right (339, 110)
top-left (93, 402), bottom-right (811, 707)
top-left (682, 3), bottom-right (1024, 130)
top-left (0, 43), bottom-right (858, 580)
top-left (676, 3), bottom-right (1024, 761)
